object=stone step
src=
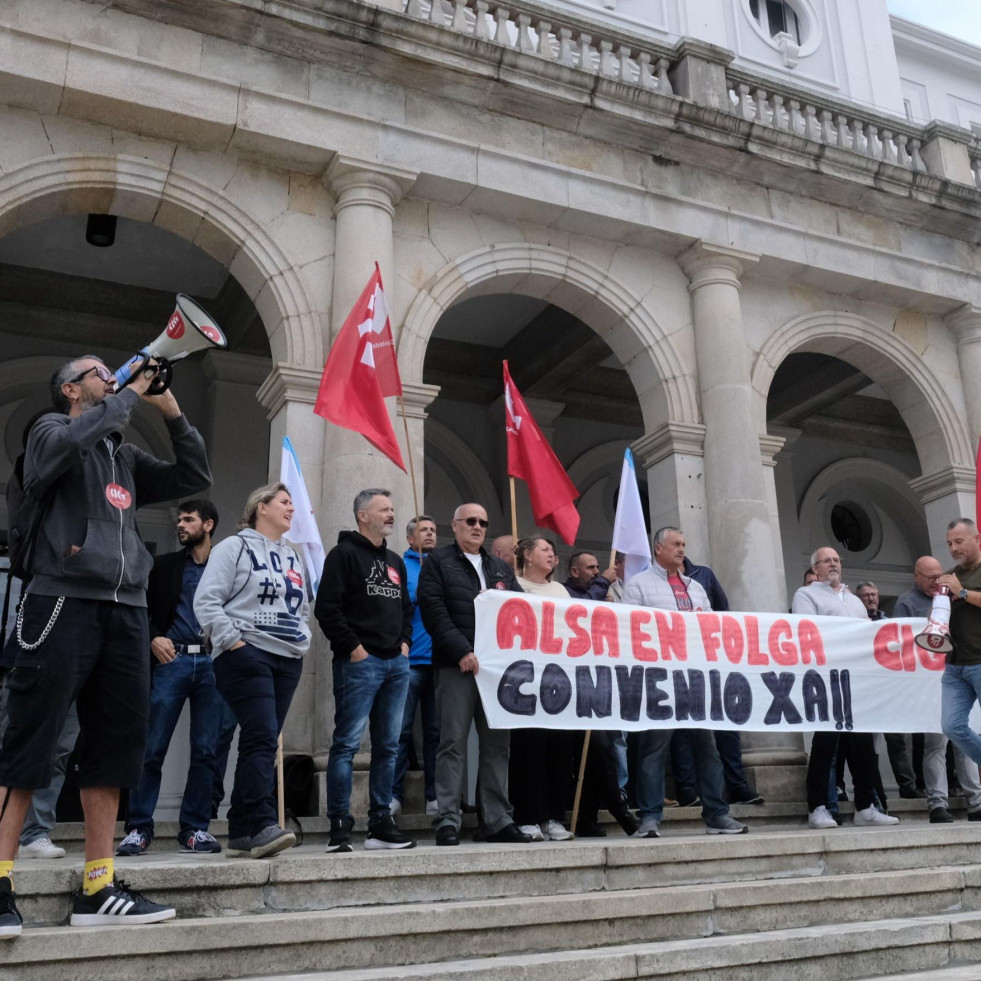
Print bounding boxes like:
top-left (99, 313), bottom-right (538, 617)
top-left (36, 792), bottom-right (954, 853)
top-left (5, 904), bottom-right (981, 981)
top-left (13, 824), bottom-right (981, 926)
top-left (219, 912), bottom-right (981, 981)
top-left (4, 826), bottom-right (981, 979)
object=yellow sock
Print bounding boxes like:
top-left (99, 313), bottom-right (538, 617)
top-left (83, 858), bottom-right (113, 896)
top-left (0, 861), bottom-right (12, 890)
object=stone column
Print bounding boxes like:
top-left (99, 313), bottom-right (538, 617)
top-left (767, 425), bottom-right (804, 600)
top-left (910, 467), bottom-right (977, 561)
top-left (256, 363), bottom-right (329, 761)
top-left (321, 155), bottom-right (419, 548)
top-left (678, 241), bottom-right (783, 613)
top-left (632, 422), bottom-right (708, 564)
top-left (946, 304), bottom-right (981, 446)
top-left (759, 432), bottom-right (788, 612)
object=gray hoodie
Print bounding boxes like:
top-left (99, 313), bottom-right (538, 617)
top-left (621, 561), bottom-right (712, 611)
top-left (194, 529), bottom-right (311, 659)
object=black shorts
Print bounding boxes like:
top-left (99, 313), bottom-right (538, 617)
top-left (0, 595), bottom-right (150, 790)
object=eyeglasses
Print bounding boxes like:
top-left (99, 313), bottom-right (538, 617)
top-left (456, 516), bottom-right (489, 528)
top-left (70, 365), bottom-right (113, 384)
top-left (916, 573), bottom-right (942, 582)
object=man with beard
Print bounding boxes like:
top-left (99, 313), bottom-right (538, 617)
top-left (317, 489), bottom-right (415, 852)
top-left (117, 501), bottom-right (225, 856)
top-left (0, 354), bottom-right (210, 936)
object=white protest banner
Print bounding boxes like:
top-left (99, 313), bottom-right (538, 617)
top-left (473, 590), bottom-right (964, 734)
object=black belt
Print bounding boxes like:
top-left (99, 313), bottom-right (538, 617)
top-left (173, 643), bottom-right (209, 655)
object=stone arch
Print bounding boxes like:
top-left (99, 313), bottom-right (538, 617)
top-left (424, 419), bottom-right (504, 528)
top-left (0, 154), bottom-right (321, 367)
top-left (752, 311), bottom-right (973, 474)
top-left (398, 244), bottom-right (699, 431)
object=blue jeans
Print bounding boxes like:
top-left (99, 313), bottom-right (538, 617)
top-left (637, 729), bottom-right (729, 824)
top-left (126, 652), bottom-right (224, 839)
top-left (327, 654), bottom-right (409, 824)
top-left (393, 665), bottom-right (439, 803)
top-left (212, 645), bottom-right (303, 839)
top-left (941, 664), bottom-right (981, 766)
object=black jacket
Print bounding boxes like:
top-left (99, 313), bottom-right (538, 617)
top-left (315, 531), bottom-right (412, 660)
top-left (146, 549), bottom-right (188, 641)
top-left (417, 542), bottom-right (520, 669)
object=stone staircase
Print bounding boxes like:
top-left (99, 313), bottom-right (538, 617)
top-left (3, 803), bottom-right (981, 981)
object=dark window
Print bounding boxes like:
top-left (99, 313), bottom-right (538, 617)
top-left (830, 502), bottom-right (872, 553)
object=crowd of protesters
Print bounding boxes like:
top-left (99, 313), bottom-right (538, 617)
top-left (2, 357), bottom-right (980, 936)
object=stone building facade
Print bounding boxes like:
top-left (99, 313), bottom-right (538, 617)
top-left (1, 0), bottom-right (980, 805)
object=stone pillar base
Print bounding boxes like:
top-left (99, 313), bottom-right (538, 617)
top-left (743, 763), bottom-right (807, 803)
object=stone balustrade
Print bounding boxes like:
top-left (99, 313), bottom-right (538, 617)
top-left (403, 0), bottom-right (676, 93)
top-left (725, 67), bottom-right (927, 174)
top-left (402, 0), bottom-right (979, 187)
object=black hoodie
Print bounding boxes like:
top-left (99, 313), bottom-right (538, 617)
top-left (315, 530), bottom-right (413, 660)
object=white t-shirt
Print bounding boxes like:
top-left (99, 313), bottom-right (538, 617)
top-left (464, 551), bottom-right (487, 590)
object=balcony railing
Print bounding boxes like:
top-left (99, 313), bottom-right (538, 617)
top-left (401, 0), bottom-right (978, 188)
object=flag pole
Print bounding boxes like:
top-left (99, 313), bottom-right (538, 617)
top-left (399, 396), bottom-right (424, 566)
top-left (509, 476), bottom-right (519, 545)
top-left (277, 735), bottom-right (286, 829)
top-left (571, 546), bottom-right (617, 836)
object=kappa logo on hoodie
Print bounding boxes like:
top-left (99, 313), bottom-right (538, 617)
top-left (365, 559), bottom-right (402, 600)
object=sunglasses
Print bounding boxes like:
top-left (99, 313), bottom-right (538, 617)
top-left (457, 516), bottom-right (489, 528)
top-left (70, 365), bottom-right (114, 384)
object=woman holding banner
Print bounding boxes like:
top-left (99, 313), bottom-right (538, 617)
top-left (509, 538), bottom-right (576, 840)
top-left (194, 482), bottom-right (311, 859)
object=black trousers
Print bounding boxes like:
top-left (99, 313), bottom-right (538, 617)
top-left (808, 731), bottom-right (879, 812)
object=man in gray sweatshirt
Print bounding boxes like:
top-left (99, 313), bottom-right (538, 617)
top-left (0, 355), bottom-right (210, 938)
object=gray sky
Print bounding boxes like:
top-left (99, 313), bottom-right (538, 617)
top-left (887, 0), bottom-right (981, 47)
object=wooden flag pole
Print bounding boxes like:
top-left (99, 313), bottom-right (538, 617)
top-left (398, 396), bottom-right (423, 533)
top-left (277, 734), bottom-right (286, 829)
top-left (570, 546), bottom-right (617, 836)
top-left (509, 476), bottom-right (519, 547)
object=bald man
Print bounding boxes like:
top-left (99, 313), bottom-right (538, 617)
top-left (490, 535), bottom-right (515, 570)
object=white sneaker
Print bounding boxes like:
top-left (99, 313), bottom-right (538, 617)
top-left (389, 799), bottom-right (402, 816)
top-left (542, 819), bottom-right (574, 841)
top-left (425, 799), bottom-right (439, 816)
top-left (808, 805), bottom-right (839, 830)
top-left (18, 836), bottom-right (66, 859)
top-left (854, 805), bottom-right (899, 827)
top-left (517, 823), bottom-right (545, 841)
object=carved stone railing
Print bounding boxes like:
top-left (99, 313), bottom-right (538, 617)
top-left (725, 66), bottom-right (927, 174)
top-left (401, 0), bottom-right (980, 187)
top-left (403, 0), bottom-right (676, 93)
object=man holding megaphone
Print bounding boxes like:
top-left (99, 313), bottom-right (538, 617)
top-left (0, 353), bottom-right (211, 937)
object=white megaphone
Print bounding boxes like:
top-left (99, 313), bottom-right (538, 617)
top-left (914, 587), bottom-right (953, 654)
top-left (114, 294), bottom-right (227, 394)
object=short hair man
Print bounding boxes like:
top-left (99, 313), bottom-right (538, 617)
top-left (937, 520), bottom-right (981, 801)
top-left (316, 489), bottom-right (415, 853)
top-left (621, 526), bottom-right (748, 838)
top-left (417, 503), bottom-right (528, 846)
top-left (793, 546), bottom-right (899, 830)
top-left (0, 355), bottom-right (210, 936)
top-left (117, 500), bottom-right (225, 857)
top-left (855, 582), bottom-right (886, 621)
top-left (894, 553), bottom-right (981, 822)
top-left (391, 515), bottom-right (440, 816)
top-left (564, 552), bottom-right (617, 602)
top-left (490, 535), bottom-right (515, 570)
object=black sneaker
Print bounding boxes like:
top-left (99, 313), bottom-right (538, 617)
top-left (178, 830), bottom-right (222, 854)
top-left (115, 830), bottom-right (150, 857)
top-left (0, 877), bottom-right (22, 939)
top-left (225, 836), bottom-right (252, 858)
top-left (326, 814), bottom-right (355, 853)
top-left (248, 825), bottom-right (295, 859)
top-left (70, 877), bottom-right (176, 927)
top-left (365, 814), bottom-right (416, 850)
top-left (930, 806), bottom-right (955, 823)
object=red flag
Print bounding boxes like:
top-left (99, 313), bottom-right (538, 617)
top-left (314, 265), bottom-right (405, 470)
top-left (504, 360), bottom-right (580, 545)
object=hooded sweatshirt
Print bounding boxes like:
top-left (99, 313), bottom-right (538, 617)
top-left (315, 531), bottom-right (413, 660)
top-left (193, 528), bottom-right (311, 659)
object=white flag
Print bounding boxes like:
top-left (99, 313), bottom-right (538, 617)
top-left (611, 447), bottom-right (651, 585)
top-left (280, 436), bottom-right (326, 596)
